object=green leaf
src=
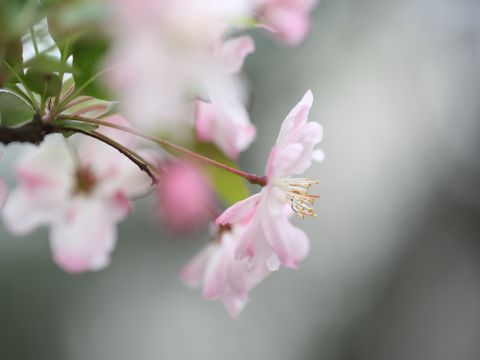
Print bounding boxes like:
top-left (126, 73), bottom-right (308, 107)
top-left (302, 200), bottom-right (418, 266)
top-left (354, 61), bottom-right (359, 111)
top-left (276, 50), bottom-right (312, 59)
top-left (62, 96), bottom-right (119, 119)
top-left (0, 0), bottom-right (42, 39)
top-left (193, 141), bottom-right (251, 206)
top-left (24, 68), bottom-right (62, 97)
top-left (72, 37), bottom-right (111, 100)
top-left (0, 37), bottom-right (23, 85)
top-left (54, 119), bottom-right (99, 138)
top-left (0, 90), bottom-right (34, 126)
top-left (27, 54), bottom-right (72, 73)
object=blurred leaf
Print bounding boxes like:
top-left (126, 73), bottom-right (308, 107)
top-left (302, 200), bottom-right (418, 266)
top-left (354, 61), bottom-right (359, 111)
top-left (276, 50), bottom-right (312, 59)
top-left (54, 119), bottom-right (99, 138)
top-left (0, 90), bottom-right (34, 127)
top-left (0, 0), bottom-right (42, 39)
top-left (0, 37), bottom-right (24, 86)
top-left (193, 141), bottom-right (251, 205)
top-left (72, 37), bottom-right (111, 100)
top-left (24, 68), bottom-right (62, 97)
top-left (27, 54), bottom-right (72, 73)
top-left (62, 96), bottom-right (118, 119)
top-left (47, 1), bottom-right (107, 55)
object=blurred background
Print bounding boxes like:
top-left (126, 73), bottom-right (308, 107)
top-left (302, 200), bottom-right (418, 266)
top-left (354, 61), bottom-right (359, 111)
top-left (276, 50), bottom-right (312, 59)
top-left (2, 0), bottom-right (480, 359)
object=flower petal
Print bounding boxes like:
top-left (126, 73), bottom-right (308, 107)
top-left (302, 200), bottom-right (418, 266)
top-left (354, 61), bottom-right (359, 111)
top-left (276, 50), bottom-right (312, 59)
top-left (180, 244), bottom-right (217, 288)
top-left (216, 193), bottom-right (262, 226)
top-left (262, 202), bottom-right (310, 268)
top-left (275, 90), bottom-right (313, 147)
top-left (0, 177), bottom-right (7, 209)
top-left (219, 36), bottom-right (255, 74)
top-left (202, 246), bottom-right (228, 300)
top-left (2, 187), bottom-right (62, 235)
top-left (50, 198), bottom-right (120, 273)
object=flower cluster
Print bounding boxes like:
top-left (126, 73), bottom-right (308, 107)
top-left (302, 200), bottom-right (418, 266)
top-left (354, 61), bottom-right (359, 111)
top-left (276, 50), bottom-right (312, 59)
top-left (182, 90), bottom-right (323, 317)
top-left (0, 0), bottom-right (320, 318)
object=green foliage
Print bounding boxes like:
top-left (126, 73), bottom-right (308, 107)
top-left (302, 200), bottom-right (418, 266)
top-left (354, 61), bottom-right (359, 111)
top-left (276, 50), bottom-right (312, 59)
top-left (47, 1), bottom-right (108, 55)
top-left (24, 68), bottom-right (62, 97)
top-left (0, 90), bottom-right (34, 127)
top-left (27, 54), bottom-right (72, 73)
top-left (72, 37), bottom-right (111, 100)
top-left (0, 38), bottom-right (24, 86)
top-left (193, 141), bottom-right (251, 206)
top-left (0, 0), bottom-right (42, 39)
top-left (54, 119), bottom-right (99, 138)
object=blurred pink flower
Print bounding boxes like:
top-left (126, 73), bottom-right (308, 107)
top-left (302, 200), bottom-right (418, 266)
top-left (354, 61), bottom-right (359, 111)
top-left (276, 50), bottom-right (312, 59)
top-left (216, 90), bottom-right (323, 269)
top-left (0, 152), bottom-right (6, 209)
top-left (155, 161), bottom-right (214, 233)
top-left (180, 224), bottom-right (270, 318)
top-left (0, 176), bottom-right (6, 209)
top-left (2, 115), bottom-right (150, 273)
top-left (195, 36), bottom-right (256, 158)
top-left (254, 0), bottom-right (317, 46)
top-left (105, 0), bottom-right (253, 133)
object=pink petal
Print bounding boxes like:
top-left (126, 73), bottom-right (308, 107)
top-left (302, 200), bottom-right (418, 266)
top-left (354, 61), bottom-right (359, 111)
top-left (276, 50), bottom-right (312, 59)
top-left (2, 187), bottom-right (64, 236)
top-left (50, 198), bottom-right (120, 273)
top-left (220, 36), bottom-right (255, 74)
top-left (276, 90), bottom-right (313, 147)
top-left (202, 247), bottom-right (228, 300)
top-left (261, 7), bottom-right (310, 46)
top-left (216, 193), bottom-right (262, 226)
top-left (195, 101), bottom-right (256, 159)
top-left (195, 101), bottom-right (216, 142)
top-left (0, 177), bottom-right (7, 209)
top-left (262, 201), bottom-right (310, 268)
top-left (155, 162), bottom-right (214, 233)
top-left (180, 244), bottom-right (216, 288)
top-left (15, 140), bottom-right (74, 193)
top-left (222, 292), bottom-right (249, 319)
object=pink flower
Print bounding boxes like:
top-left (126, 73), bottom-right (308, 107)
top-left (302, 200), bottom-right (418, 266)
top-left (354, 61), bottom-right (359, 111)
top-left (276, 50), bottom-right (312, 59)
top-left (180, 224), bottom-right (270, 318)
top-left (155, 161), bottom-right (214, 234)
top-left (104, 0), bottom-right (253, 133)
top-left (254, 0), bottom-right (317, 46)
top-left (0, 176), bottom-right (7, 209)
top-left (216, 90), bottom-right (323, 269)
top-left (195, 35), bottom-right (257, 159)
top-left (2, 115), bottom-right (150, 273)
top-left (0, 152), bottom-right (7, 209)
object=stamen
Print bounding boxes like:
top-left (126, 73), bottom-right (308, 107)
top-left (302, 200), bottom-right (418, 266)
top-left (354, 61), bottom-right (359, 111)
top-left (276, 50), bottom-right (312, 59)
top-left (273, 177), bottom-right (320, 219)
top-left (74, 166), bottom-right (97, 195)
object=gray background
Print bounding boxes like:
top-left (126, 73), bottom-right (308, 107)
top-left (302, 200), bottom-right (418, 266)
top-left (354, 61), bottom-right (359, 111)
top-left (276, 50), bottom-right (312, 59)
top-left (1, 0), bottom-right (480, 359)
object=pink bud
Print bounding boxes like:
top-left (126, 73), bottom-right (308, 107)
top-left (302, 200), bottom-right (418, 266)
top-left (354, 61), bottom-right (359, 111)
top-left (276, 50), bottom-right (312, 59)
top-left (155, 162), bottom-right (214, 234)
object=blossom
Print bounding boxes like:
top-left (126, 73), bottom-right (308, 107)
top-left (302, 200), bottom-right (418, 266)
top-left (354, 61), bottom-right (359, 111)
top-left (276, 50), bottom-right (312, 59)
top-left (154, 161), bottom-right (214, 233)
top-left (104, 0), bottom-right (253, 133)
top-left (0, 176), bottom-right (6, 209)
top-left (195, 35), bottom-right (257, 159)
top-left (254, 0), bottom-right (317, 46)
top-left (180, 224), bottom-right (270, 318)
top-left (0, 152), bottom-right (6, 209)
top-left (216, 90), bottom-right (323, 269)
top-left (2, 115), bottom-right (150, 272)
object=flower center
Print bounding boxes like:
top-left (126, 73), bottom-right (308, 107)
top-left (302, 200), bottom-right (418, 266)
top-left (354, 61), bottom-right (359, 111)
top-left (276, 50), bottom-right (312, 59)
top-left (73, 167), bottom-right (97, 195)
top-left (273, 177), bottom-right (320, 219)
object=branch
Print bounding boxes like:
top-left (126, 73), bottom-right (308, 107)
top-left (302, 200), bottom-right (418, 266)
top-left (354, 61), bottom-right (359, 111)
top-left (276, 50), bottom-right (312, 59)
top-left (0, 114), bottom-right (57, 145)
top-left (63, 127), bottom-right (158, 185)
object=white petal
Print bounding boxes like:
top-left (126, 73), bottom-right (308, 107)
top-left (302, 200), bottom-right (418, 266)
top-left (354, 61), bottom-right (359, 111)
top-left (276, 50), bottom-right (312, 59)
top-left (50, 198), bottom-right (120, 273)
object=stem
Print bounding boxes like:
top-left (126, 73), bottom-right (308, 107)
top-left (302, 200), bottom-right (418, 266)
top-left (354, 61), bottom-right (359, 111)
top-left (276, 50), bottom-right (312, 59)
top-left (30, 28), bottom-right (40, 57)
top-left (52, 67), bottom-right (113, 117)
top-left (55, 42), bottom-right (70, 107)
top-left (62, 127), bottom-right (158, 185)
top-left (40, 80), bottom-right (48, 113)
top-left (57, 114), bottom-right (267, 186)
top-left (2, 61), bottom-right (39, 111)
